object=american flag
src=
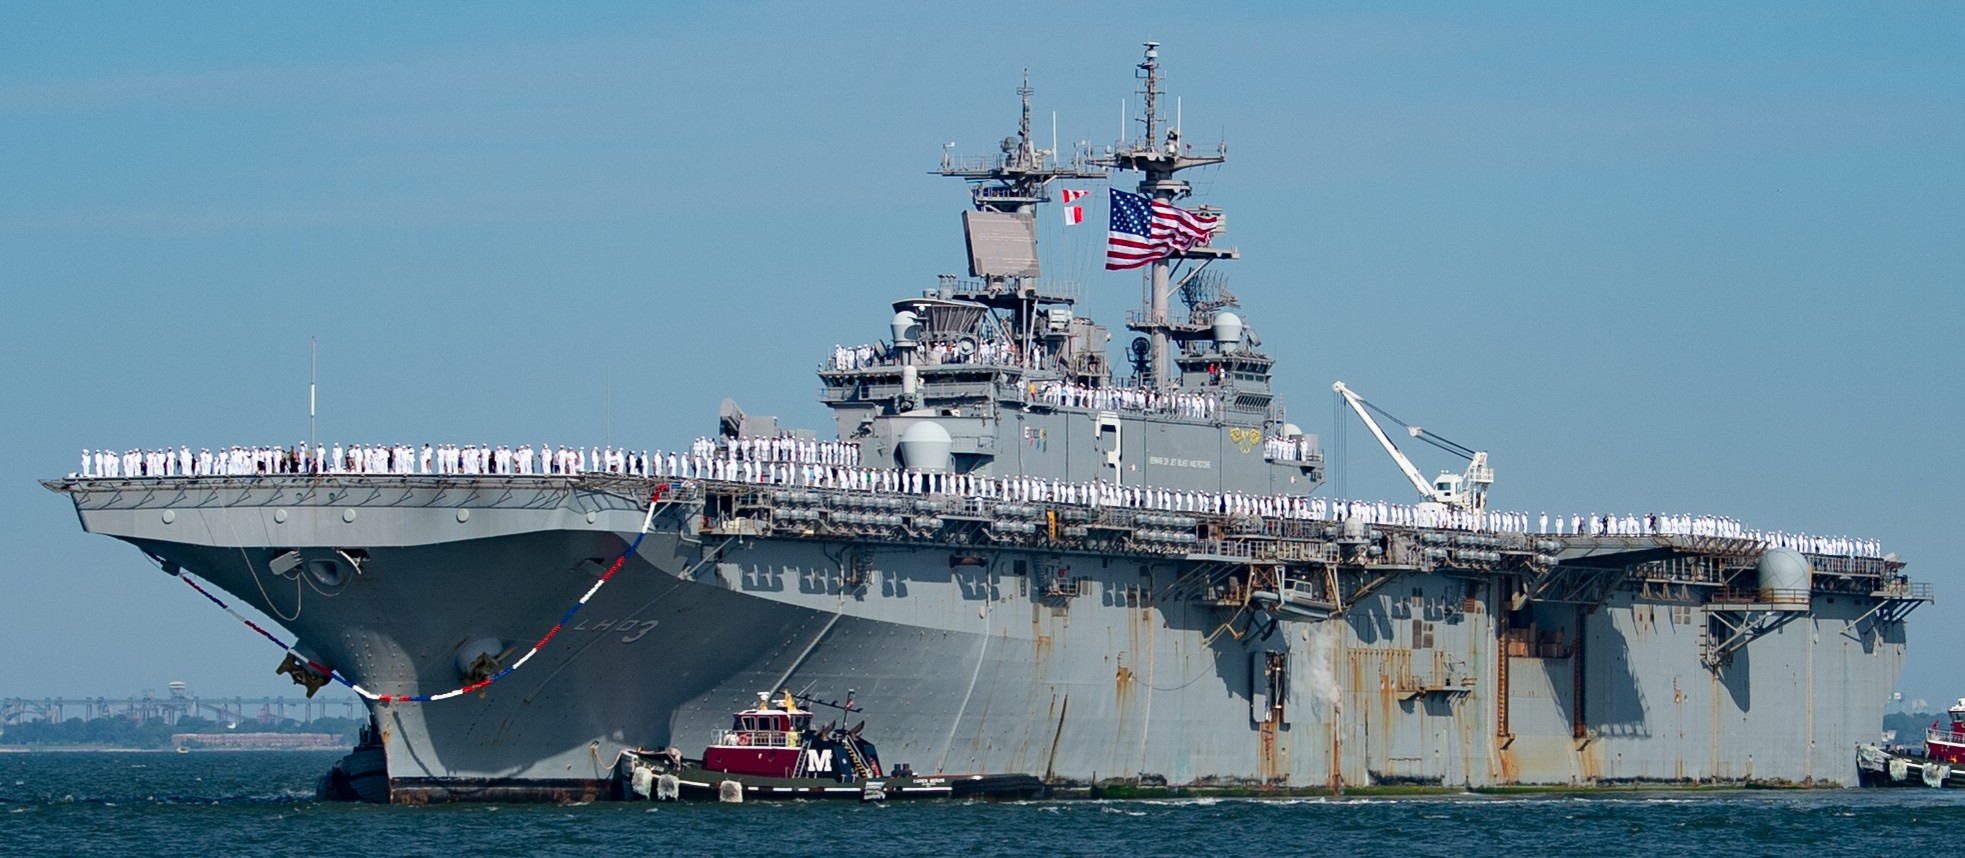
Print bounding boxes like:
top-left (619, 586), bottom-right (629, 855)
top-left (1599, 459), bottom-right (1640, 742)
top-left (1106, 188), bottom-right (1218, 270)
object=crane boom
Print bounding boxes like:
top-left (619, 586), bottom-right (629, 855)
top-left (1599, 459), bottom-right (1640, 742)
top-left (1332, 381), bottom-right (1438, 501)
top-left (1332, 380), bottom-right (1493, 511)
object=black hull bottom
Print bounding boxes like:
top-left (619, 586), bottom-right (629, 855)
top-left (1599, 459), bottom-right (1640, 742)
top-left (650, 772), bottom-right (1047, 803)
top-left (1855, 745), bottom-right (1965, 789)
top-left (315, 750), bottom-right (1047, 804)
top-left (614, 750), bottom-right (1046, 803)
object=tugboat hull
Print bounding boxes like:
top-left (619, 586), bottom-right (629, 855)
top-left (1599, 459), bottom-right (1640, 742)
top-left (615, 751), bottom-right (1045, 802)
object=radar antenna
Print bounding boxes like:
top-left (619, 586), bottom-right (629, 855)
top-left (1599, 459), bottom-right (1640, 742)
top-left (935, 72), bottom-right (1108, 376)
top-left (937, 69), bottom-right (1106, 215)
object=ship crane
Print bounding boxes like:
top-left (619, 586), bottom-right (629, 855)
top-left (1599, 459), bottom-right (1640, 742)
top-left (1331, 381), bottom-right (1493, 512)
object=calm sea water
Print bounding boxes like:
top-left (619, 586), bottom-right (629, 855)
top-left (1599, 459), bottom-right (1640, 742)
top-left (3, 751), bottom-right (1960, 857)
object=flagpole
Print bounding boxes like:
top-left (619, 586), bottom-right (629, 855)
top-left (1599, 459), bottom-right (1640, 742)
top-left (1093, 44), bottom-right (1229, 389)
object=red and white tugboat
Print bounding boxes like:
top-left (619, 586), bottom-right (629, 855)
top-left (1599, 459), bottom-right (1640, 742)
top-left (1922, 699), bottom-right (1965, 767)
top-left (1857, 697), bottom-right (1965, 788)
top-left (615, 690), bottom-right (1044, 802)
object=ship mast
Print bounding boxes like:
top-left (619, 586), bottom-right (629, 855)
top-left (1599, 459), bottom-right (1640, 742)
top-left (1095, 42), bottom-right (1233, 390)
top-left (938, 70), bottom-right (1105, 218)
top-left (935, 71), bottom-right (1106, 375)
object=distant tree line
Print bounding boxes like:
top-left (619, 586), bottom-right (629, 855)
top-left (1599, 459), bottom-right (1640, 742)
top-left (0, 714), bottom-right (364, 748)
top-left (1882, 710), bottom-right (1941, 745)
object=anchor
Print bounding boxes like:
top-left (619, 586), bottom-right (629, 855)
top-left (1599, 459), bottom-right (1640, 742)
top-left (275, 652), bottom-right (332, 698)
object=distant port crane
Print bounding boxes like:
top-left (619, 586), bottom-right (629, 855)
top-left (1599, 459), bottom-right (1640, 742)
top-left (1, 685), bottom-right (359, 727)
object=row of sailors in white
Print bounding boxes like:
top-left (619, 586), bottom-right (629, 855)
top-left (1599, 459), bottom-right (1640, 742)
top-left (924, 338), bottom-right (1021, 366)
top-left (430, 444), bottom-right (650, 476)
top-left (416, 444), bottom-right (662, 476)
top-left (76, 444), bottom-right (663, 479)
top-left (82, 446), bottom-right (290, 479)
top-left (1766, 532), bottom-right (1883, 560)
top-left (831, 339), bottom-right (1037, 371)
top-left (689, 435), bottom-right (860, 467)
top-left (80, 441), bottom-right (864, 481)
top-left (642, 454), bottom-right (1888, 560)
top-left (827, 342), bottom-right (1225, 423)
top-left (1263, 435), bottom-right (1316, 462)
top-left (1549, 512), bottom-right (1747, 537)
top-left (830, 343), bottom-right (889, 370)
top-left (74, 445), bottom-right (1886, 560)
top-left (1572, 511), bottom-right (1883, 559)
top-left (1035, 381), bottom-right (1219, 420)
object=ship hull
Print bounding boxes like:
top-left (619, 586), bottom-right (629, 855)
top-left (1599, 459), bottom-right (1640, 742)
top-left (56, 476), bottom-right (1910, 800)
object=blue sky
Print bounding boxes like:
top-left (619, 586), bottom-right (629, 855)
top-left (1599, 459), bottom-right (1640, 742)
top-left (2, 2), bottom-right (1960, 711)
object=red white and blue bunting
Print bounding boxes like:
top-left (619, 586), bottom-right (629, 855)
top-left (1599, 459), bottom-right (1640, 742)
top-left (177, 484), bottom-right (673, 703)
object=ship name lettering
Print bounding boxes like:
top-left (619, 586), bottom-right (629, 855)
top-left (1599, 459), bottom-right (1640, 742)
top-left (1147, 456), bottom-right (1211, 469)
top-left (620, 620), bottom-right (658, 643)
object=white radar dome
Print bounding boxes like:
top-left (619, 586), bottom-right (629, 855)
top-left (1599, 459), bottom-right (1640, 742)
top-left (892, 310), bottom-right (921, 345)
top-left (1755, 547), bottom-right (1813, 602)
top-left (1212, 311), bottom-right (1243, 352)
top-left (897, 420), bottom-right (954, 472)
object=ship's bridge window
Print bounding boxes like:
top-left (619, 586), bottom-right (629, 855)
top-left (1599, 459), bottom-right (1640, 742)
top-left (791, 714), bottom-right (811, 731)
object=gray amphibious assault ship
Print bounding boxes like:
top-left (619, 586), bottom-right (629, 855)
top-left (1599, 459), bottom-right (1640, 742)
top-left (48, 45), bottom-right (1926, 802)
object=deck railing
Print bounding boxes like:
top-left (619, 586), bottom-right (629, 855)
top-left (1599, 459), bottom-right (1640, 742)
top-left (711, 729), bottom-right (796, 749)
top-left (1709, 588), bottom-right (1811, 606)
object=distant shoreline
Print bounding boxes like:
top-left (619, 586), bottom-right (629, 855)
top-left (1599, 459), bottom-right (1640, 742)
top-left (0, 746), bottom-right (348, 753)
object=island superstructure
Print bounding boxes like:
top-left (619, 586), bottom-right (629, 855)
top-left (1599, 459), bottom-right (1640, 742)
top-left (46, 44), bottom-right (1924, 802)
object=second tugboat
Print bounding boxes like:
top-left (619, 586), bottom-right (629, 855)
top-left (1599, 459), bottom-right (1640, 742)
top-left (1858, 698), bottom-right (1965, 788)
top-left (615, 691), bottom-right (1044, 802)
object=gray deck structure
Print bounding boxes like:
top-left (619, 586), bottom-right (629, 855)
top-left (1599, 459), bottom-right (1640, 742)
top-left (44, 470), bottom-right (1923, 800)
